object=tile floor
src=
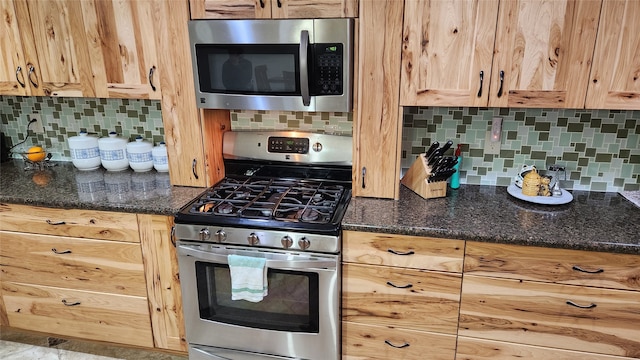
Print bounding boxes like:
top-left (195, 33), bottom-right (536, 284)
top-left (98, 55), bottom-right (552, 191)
top-left (0, 327), bottom-right (188, 360)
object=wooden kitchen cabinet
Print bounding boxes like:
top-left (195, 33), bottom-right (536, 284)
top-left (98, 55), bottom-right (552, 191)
top-left (0, 0), bottom-right (94, 97)
top-left (400, 0), bottom-right (602, 109)
top-left (342, 231), bottom-right (464, 360)
top-left (459, 241), bottom-right (640, 359)
top-left (80, 0), bottom-right (162, 100)
top-left (585, 0), bottom-right (640, 110)
top-left (189, 0), bottom-right (357, 19)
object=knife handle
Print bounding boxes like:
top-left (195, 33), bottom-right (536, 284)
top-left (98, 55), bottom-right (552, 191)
top-left (426, 141), bottom-right (439, 157)
top-left (440, 140), bottom-right (454, 154)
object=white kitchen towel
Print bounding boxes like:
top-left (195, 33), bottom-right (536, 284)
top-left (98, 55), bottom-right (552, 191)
top-left (228, 254), bottom-right (268, 302)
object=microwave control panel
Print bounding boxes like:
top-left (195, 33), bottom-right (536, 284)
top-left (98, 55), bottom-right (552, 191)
top-left (313, 44), bottom-right (343, 95)
top-left (268, 137), bottom-right (309, 154)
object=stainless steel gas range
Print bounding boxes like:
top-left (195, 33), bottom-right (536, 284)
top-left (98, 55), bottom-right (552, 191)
top-left (174, 131), bottom-right (352, 360)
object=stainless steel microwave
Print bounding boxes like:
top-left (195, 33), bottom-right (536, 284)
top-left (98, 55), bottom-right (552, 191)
top-left (189, 19), bottom-right (354, 112)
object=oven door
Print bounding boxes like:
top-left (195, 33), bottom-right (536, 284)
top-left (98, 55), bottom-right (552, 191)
top-left (177, 241), bottom-right (340, 360)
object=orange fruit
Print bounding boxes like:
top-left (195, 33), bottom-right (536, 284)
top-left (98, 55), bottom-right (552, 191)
top-left (26, 146), bottom-right (46, 162)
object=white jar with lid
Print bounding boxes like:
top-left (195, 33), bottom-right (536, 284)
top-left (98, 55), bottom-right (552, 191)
top-left (98, 131), bottom-right (129, 172)
top-left (67, 131), bottom-right (101, 171)
top-left (126, 136), bottom-right (154, 172)
top-left (152, 141), bottom-right (169, 172)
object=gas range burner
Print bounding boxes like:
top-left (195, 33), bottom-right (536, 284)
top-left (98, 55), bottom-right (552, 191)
top-left (189, 176), bottom-right (345, 224)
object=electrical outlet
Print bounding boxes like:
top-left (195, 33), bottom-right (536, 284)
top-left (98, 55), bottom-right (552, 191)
top-left (29, 114), bottom-right (44, 134)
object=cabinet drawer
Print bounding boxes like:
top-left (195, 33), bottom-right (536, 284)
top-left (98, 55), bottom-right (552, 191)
top-left (343, 321), bottom-right (456, 360)
top-left (342, 263), bottom-right (461, 334)
top-left (2, 282), bottom-right (153, 348)
top-left (0, 232), bottom-right (147, 297)
top-left (456, 336), bottom-right (637, 360)
top-left (464, 242), bottom-right (640, 291)
top-left (459, 276), bottom-right (640, 357)
top-left (342, 231), bottom-right (464, 272)
top-left (0, 203), bottom-right (140, 242)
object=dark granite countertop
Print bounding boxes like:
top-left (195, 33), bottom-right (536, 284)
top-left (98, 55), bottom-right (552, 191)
top-left (0, 160), bottom-right (205, 215)
top-left (343, 185), bottom-right (640, 255)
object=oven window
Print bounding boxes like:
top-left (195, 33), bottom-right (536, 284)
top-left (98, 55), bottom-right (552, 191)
top-left (195, 44), bottom-right (301, 95)
top-left (195, 261), bottom-right (320, 333)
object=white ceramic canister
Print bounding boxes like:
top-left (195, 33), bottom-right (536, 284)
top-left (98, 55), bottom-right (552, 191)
top-left (152, 141), bottom-right (169, 172)
top-left (67, 131), bottom-right (101, 171)
top-left (126, 136), bottom-right (154, 172)
top-left (98, 131), bottom-right (129, 172)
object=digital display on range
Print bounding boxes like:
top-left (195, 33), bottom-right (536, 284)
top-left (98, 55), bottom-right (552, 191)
top-left (268, 137), bottom-right (309, 154)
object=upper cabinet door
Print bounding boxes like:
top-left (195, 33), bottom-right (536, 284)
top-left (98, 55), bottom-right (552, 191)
top-left (0, 0), bottom-right (30, 96)
top-left (489, 0), bottom-right (601, 108)
top-left (189, 0), bottom-right (356, 19)
top-left (190, 0), bottom-right (271, 19)
top-left (81, 0), bottom-right (161, 100)
top-left (16, 0), bottom-right (94, 97)
top-left (400, 0), bottom-right (499, 107)
top-left (271, 0), bottom-right (358, 18)
top-left (586, 0), bottom-right (640, 110)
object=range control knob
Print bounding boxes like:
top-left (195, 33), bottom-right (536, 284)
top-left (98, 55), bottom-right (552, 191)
top-left (298, 237), bottom-right (311, 250)
top-left (281, 235), bottom-right (293, 249)
top-left (312, 142), bottom-right (323, 152)
top-left (199, 228), bottom-right (211, 241)
top-left (215, 229), bottom-right (227, 242)
top-left (248, 233), bottom-right (260, 246)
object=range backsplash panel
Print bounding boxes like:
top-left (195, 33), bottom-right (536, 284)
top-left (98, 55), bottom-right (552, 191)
top-left (230, 110), bottom-right (353, 135)
top-left (402, 107), bottom-right (640, 192)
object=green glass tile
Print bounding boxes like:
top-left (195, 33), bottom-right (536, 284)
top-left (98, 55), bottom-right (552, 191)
top-left (538, 132), bottom-right (549, 141)
top-left (287, 120), bottom-right (300, 127)
top-left (580, 176), bottom-right (591, 185)
top-left (601, 124), bottom-right (618, 133)
top-left (411, 146), bottom-right (425, 154)
top-left (585, 148), bottom-right (596, 157)
top-left (590, 118), bottom-right (602, 129)
top-left (414, 120), bottom-right (427, 128)
top-left (456, 125), bottom-right (466, 133)
top-left (578, 157), bottom-right (589, 166)
top-left (590, 182), bottom-right (607, 191)
top-left (535, 122), bottom-right (551, 131)
top-left (562, 152), bottom-right (579, 161)
top-left (520, 146), bottom-right (531, 154)
top-left (623, 183), bottom-right (640, 191)
top-left (630, 155), bottom-right (640, 164)
top-left (427, 125), bottom-right (437, 132)
top-left (624, 119), bottom-right (635, 129)
top-left (619, 149), bottom-right (631, 159)
top-left (433, 115), bottom-right (443, 124)
top-left (525, 116), bottom-right (536, 126)
top-left (617, 129), bottom-right (628, 138)
top-left (595, 153), bottom-right (613, 162)
top-left (514, 112), bottom-right (525, 121)
top-left (530, 151), bottom-right (546, 160)
top-left (567, 123), bottom-right (584, 132)
top-left (580, 113), bottom-right (591, 122)
top-left (483, 154), bottom-right (494, 162)
top-left (468, 108), bottom-right (478, 115)
top-left (592, 133), bottom-right (604, 147)
top-left (469, 148), bottom-right (484, 157)
top-left (504, 159), bottom-right (514, 168)
top-left (499, 108), bottom-right (509, 116)
top-left (499, 149), bottom-right (515, 158)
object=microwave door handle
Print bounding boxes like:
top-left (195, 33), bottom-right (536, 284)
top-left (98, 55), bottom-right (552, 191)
top-left (178, 243), bottom-right (336, 270)
top-left (299, 29), bottom-right (311, 106)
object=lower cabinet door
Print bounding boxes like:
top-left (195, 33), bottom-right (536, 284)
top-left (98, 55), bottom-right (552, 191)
top-left (456, 336), bottom-right (638, 360)
top-left (2, 282), bottom-right (153, 347)
top-left (342, 321), bottom-right (456, 360)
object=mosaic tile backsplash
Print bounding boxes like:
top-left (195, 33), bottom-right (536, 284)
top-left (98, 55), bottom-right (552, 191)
top-left (402, 107), bottom-right (640, 192)
top-left (230, 110), bottom-right (353, 135)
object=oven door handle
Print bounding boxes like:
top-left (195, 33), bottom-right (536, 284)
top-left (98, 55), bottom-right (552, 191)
top-left (178, 244), bottom-right (337, 270)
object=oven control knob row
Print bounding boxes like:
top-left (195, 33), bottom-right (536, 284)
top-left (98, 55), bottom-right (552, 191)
top-left (248, 233), bottom-right (260, 246)
top-left (281, 235), bottom-right (293, 249)
top-left (215, 229), bottom-right (226, 242)
top-left (298, 237), bottom-right (311, 250)
top-left (199, 228), bottom-right (211, 241)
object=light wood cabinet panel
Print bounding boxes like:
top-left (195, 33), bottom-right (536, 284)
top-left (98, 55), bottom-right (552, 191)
top-left (400, 0), bottom-right (499, 107)
top-left (585, 0), bottom-right (640, 109)
top-left (457, 336), bottom-right (637, 360)
top-left (13, 0), bottom-right (94, 97)
top-left (2, 282), bottom-right (153, 348)
top-left (0, 203), bottom-right (140, 242)
top-left (81, 0), bottom-right (161, 100)
top-left (459, 275), bottom-right (640, 358)
top-left (489, 0), bottom-right (601, 108)
top-left (190, 0), bottom-right (357, 19)
top-left (464, 242), bottom-right (640, 291)
top-left (353, 0), bottom-right (404, 199)
top-left (342, 263), bottom-right (461, 334)
top-left (343, 321), bottom-right (456, 360)
top-left (0, 232), bottom-right (147, 297)
top-left (342, 231), bottom-right (464, 272)
top-left (0, 0), bottom-right (30, 95)
top-left (138, 214), bottom-right (187, 352)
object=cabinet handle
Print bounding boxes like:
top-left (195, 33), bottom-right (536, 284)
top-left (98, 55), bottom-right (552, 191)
top-left (497, 70), bottom-right (504, 97)
top-left (259, 0), bottom-right (265, 8)
top-left (572, 265), bottom-right (604, 274)
top-left (16, 66), bottom-right (26, 88)
top-left (61, 299), bottom-right (81, 306)
top-left (386, 281), bottom-right (413, 289)
top-left (46, 219), bottom-right (66, 225)
top-left (387, 249), bottom-right (415, 256)
top-left (361, 167), bottom-right (366, 189)
top-left (51, 248), bottom-right (72, 254)
top-left (477, 70), bottom-right (483, 97)
top-left (149, 66), bottom-right (156, 91)
top-left (27, 63), bottom-right (38, 88)
top-left (171, 226), bottom-right (176, 247)
top-left (277, 0), bottom-right (282, 7)
top-left (384, 340), bottom-right (410, 349)
top-left (192, 159), bottom-right (199, 179)
top-left (566, 300), bottom-right (597, 309)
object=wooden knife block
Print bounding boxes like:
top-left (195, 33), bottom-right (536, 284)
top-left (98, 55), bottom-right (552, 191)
top-left (400, 154), bottom-right (447, 199)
